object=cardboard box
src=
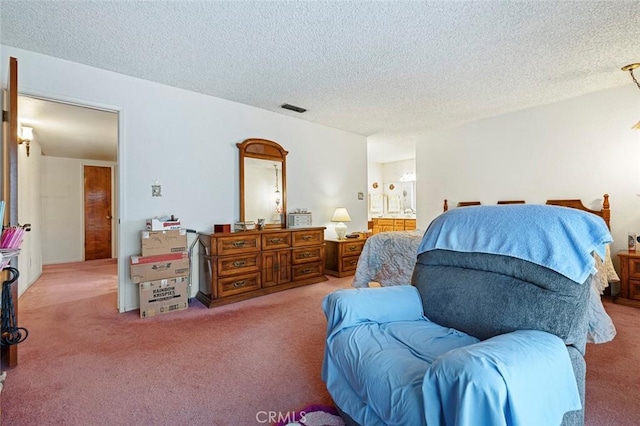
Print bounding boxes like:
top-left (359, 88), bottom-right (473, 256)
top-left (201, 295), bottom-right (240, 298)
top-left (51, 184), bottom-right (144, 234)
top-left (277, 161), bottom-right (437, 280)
top-left (146, 218), bottom-right (182, 231)
top-left (139, 276), bottom-right (188, 318)
top-left (130, 252), bottom-right (189, 283)
top-left (141, 229), bottom-right (187, 256)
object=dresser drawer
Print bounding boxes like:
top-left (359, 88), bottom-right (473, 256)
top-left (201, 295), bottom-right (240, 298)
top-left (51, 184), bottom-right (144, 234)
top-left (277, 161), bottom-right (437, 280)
top-left (217, 254), bottom-right (260, 277)
top-left (292, 261), bottom-right (323, 281)
top-left (404, 219), bottom-right (417, 231)
top-left (218, 273), bottom-right (261, 297)
top-left (375, 218), bottom-right (394, 227)
top-left (292, 229), bottom-right (324, 247)
top-left (217, 234), bottom-right (260, 256)
top-left (261, 232), bottom-right (291, 251)
top-left (629, 279), bottom-right (640, 301)
top-left (341, 255), bottom-right (360, 273)
top-left (628, 258), bottom-right (640, 280)
top-left (292, 246), bottom-right (324, 264)
top-left (341, 240), bottom-right (365, 256)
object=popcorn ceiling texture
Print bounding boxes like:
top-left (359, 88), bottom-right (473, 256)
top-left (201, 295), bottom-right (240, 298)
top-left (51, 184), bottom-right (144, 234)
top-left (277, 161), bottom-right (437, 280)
top-left (1, 1), bottom-right (639, 138)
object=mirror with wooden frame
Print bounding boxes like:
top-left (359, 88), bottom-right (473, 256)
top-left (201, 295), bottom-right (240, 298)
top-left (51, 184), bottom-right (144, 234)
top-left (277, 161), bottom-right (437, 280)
top-left (238, 138), bottom-right (288, 229)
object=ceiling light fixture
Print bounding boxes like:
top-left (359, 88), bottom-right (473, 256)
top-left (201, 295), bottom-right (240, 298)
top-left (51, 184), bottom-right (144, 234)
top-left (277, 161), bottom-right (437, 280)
top-left (621, 63), bottom-right (640, 130)
top-left (18, 125), bottom-right (33, 157)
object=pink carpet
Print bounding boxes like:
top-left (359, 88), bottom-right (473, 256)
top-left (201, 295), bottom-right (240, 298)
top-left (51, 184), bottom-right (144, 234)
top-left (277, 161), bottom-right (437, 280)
top-left (2, 259), bottom-right (639, 425)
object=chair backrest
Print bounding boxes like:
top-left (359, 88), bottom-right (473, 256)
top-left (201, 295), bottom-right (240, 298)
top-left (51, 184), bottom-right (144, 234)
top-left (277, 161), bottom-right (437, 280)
top-left (412, 249), bottom-right (590, 353)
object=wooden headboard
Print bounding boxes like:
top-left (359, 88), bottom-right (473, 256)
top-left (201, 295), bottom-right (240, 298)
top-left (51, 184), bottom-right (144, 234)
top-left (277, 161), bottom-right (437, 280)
top-left (546, 194), bottom-right (610, 229)
top-left (443, 194), bottom-right (611, 229)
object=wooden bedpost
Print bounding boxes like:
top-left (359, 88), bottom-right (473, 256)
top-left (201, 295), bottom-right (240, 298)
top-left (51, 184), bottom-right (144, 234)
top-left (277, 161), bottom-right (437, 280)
top-left (443, 199), bottom-right (448, 212)
top-left (602, 194), bottom-right (611, 229)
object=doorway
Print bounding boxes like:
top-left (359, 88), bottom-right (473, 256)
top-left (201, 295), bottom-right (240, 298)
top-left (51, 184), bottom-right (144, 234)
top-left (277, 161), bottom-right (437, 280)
top-left (17, 95), bottom-right (119, 302)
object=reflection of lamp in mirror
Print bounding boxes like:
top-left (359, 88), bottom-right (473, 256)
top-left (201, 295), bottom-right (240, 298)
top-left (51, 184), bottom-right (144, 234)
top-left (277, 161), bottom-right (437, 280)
top-left (18, 125), bottom-right (33, 157)
top-left (331, 207), bottom-right (352, 240)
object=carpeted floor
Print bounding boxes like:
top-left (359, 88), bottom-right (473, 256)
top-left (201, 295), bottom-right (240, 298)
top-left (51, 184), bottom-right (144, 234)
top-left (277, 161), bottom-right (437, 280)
top-left (2, 259), bottom-right (639, 425)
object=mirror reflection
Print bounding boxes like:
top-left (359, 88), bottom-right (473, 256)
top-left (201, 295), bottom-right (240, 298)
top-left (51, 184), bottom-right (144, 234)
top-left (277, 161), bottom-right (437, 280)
top-left (382, 181), bottom-right (416, 216)
top-left (244, 158), bottom-right (284, 225)
top-left (238, 138), bottom-right (288, 229)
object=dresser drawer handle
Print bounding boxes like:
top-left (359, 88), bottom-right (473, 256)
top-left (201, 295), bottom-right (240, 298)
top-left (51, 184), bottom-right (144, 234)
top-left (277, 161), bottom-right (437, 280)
top-left (232, 241), bottom-right (246, 248)
top-left (348, 246), bottom-right (358, 251)
top-left (232, 280), bottom-right (247, 288)
top-left (301, 252), bottom-right (312, 258)
top-left (349, 260), bottom-right (358, 265)
top-left (232, 261), bottom-right (246, 268)
top-left (269, 237), bottom-right (284, 244)
top-left (301, 235), bottom-right (312, 241)
top-left (301, 268), bottom-right (314, 274)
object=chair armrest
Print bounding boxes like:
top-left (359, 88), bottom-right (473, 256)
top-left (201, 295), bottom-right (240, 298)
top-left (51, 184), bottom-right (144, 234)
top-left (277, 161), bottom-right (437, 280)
top-left (322, 286), bottom-right (424, 338)
top-left (422, 330), bottom-right (581, 426)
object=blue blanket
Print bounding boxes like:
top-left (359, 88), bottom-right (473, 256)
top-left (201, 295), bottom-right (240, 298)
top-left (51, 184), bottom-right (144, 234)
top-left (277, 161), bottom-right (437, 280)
top-left (422, 330), bottom-right (581, 426)
top-left (418, 204), bottom-right (612, 284)
top-left (322, 287), bottom-right (582, 425)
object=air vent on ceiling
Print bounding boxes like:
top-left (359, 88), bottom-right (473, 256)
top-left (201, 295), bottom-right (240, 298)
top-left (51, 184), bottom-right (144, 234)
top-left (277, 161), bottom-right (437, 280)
top-left (281, 104), bottom-right (307, 113)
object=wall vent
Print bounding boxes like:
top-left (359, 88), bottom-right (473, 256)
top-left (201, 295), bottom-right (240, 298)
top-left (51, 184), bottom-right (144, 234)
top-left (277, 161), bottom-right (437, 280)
top-left (281, 104), bottom-right (307, 113)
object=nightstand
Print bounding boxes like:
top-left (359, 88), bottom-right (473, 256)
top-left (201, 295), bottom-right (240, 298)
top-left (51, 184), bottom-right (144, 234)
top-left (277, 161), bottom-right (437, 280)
top-left (616, 251), bottom-right (640, 308)
top-left (325, 238), bottom-right (366, 277)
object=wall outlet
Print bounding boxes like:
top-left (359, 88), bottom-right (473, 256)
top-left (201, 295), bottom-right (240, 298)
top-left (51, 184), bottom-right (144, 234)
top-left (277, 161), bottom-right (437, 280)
top-left (357, 192), bottom-right (364, 200)
top-left (152, 184), bottom-right (162, 197)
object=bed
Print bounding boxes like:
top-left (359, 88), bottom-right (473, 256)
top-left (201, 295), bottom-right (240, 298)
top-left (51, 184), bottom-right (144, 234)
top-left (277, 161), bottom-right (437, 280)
top-left (323, 202), bottom-right (616, 425)
top-left (356, 195), bottom-right (616, 290)
top-left (352, 229), bottom-right (424, 288)
top-left (353, 195), bottom-right (619, 345)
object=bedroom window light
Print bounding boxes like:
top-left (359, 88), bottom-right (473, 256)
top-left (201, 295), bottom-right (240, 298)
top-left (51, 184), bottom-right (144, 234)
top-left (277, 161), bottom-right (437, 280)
top-left (621, 63), bottom-right (640, 130)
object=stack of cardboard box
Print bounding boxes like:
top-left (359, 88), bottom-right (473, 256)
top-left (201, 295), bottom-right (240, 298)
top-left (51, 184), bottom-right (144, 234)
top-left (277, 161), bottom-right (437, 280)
top-left (130, 224), bottom-right (189, 318)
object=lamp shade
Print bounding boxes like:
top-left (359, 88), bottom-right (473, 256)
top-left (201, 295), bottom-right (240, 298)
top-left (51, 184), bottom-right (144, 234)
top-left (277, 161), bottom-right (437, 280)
top-left (331, 208), bottom-right (351, 222)
top-left (20, 126), bottom-right (33, 141)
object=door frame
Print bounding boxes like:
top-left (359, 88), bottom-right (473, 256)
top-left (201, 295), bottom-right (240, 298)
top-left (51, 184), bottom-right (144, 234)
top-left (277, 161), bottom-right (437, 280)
top-left (18, 88), bottom-right (125, 312)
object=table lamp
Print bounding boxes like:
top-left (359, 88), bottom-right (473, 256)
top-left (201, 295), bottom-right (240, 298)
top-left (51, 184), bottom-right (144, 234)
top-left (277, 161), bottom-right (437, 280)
top-left (331, 207), bottom-right (352, 240)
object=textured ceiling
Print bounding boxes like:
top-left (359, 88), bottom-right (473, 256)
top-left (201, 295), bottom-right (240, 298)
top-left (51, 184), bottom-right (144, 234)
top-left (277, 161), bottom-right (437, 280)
top-left (2, 1), bottom-right (639, 162)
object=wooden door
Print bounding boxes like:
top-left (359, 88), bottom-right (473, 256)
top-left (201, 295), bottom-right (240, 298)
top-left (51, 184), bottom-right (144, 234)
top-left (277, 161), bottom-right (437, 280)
top-left (262, 250), bottom-right (291, 287)
top-left (2, 57), bottom-right (19, 368)
top-left (84, 165), bottom-right (112, 260)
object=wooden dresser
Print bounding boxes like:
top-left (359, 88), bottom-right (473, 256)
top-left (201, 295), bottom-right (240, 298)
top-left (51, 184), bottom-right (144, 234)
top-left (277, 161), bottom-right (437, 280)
top-left (371, 218), bottom-right (416, 235)
top-left (325, 238), bottom-right (366, 277)
top-left (197, 227), bottom-right (327, 308)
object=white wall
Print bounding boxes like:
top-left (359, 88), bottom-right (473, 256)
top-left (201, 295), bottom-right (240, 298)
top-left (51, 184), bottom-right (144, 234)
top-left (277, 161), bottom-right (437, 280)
top-left (17, 139), bottom-right (42, 296)
top-left (416, 85), bottom-right (640, 263)
top-left (1, 46), bottom-right (368, 312)
top-left (41, 157), bottom-right (116, 264)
